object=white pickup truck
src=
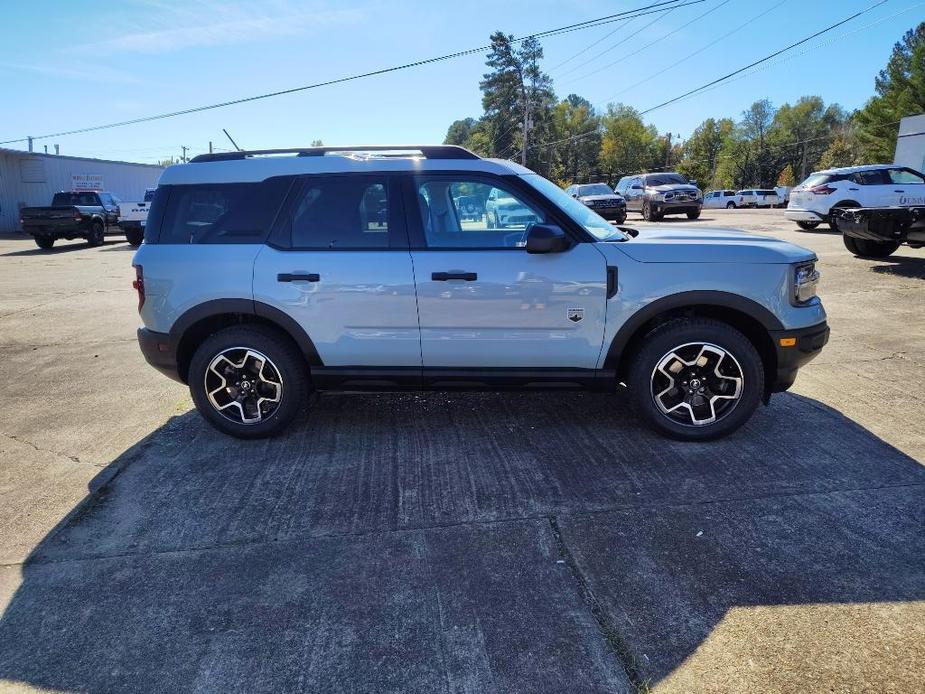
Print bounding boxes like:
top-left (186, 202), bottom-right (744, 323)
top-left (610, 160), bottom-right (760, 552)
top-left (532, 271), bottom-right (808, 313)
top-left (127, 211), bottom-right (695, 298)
top-left (118, 188), bottom-right (155, 247)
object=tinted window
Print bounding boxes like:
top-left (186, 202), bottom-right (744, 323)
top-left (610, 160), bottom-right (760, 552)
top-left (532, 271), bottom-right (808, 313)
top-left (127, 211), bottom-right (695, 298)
top-left (889, 168), bottom-right (925, 184)
top-left (416, 178), bottom-right (545, 249)
top-left (577, 184), bottom-right (613, 196)
top-left (143, 189), bottom-right (156, 203)
top-left (850, 170), bottom-right (887, 185)
top-left (52, 192), bottom-right (99, 206)
top-left (289, 177), bottom-right (390, 249)
top-left (757, 190), bottom-right (777, 195)
top-left (159, 178), bottom-right (290, 244)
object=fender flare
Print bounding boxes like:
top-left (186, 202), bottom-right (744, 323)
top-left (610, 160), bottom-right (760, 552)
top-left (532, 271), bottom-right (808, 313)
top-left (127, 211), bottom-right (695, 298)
top-left (169, 298), bottom-right (323, 366)
top-left (603, 290), bottom-right (783, 369)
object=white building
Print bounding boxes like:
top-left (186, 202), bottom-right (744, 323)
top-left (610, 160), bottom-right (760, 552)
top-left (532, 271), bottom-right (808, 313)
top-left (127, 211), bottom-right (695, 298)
top-left (894, 114), bottom-right (925, 172)
top-left (0, 148), bottom-right (163, 233)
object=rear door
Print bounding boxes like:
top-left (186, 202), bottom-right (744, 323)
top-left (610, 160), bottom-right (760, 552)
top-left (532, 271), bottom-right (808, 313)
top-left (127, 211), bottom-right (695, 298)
top-left (252, 174), bottom-right (421, 368)
top-left (405, 173), bottom-right (608, 370)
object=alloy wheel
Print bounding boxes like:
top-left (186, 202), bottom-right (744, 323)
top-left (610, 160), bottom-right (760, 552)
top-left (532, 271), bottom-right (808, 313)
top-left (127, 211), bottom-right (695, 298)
top-left (204, 347), bottom-right (283, 424)
top-left (650, 342), bottom-right (744, 426)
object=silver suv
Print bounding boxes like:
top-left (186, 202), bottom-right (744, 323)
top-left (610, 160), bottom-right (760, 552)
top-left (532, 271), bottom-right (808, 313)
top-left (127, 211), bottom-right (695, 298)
top-left (616, 172), bottom-right (703, 221)
top-left (134, 145), bottom-right (828, 441)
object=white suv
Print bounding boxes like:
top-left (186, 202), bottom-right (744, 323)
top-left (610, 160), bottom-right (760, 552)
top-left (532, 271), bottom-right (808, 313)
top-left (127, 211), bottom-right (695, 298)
top-left (133, 145), bottom-right (828, 441)
top-left (786, 164), bottom-right (925, 230)
top-left (736, 189), bottom-right (780, 209)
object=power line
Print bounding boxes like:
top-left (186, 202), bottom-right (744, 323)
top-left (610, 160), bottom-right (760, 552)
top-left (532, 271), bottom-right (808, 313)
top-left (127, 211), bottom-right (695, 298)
top-left (519, 0), bottom-right (889, 155)
top-left (0, 0), bottom-right (690, 146)
top-left (547, 15), bottom-right (641, 72)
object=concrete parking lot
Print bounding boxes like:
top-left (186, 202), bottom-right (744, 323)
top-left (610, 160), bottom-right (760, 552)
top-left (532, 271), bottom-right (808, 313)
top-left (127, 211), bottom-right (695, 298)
top-left (0, 208), bottom-right (922, 693)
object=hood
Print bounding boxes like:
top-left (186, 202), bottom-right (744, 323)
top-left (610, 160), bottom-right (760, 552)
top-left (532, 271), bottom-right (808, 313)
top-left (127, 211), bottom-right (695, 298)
top-left (647, 183), bottom-right (700, 193)
top-left (612, 226), bottom-right (816, 264)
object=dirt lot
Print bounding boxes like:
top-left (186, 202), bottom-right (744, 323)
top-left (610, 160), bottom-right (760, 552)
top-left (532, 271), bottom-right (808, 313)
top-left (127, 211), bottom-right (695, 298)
top-left (0, 208), bottom-right (922, 693)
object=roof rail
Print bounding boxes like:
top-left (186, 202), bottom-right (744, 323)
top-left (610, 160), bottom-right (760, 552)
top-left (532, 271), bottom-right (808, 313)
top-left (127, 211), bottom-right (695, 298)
top-left (189, 145), bottom-right (480, 164)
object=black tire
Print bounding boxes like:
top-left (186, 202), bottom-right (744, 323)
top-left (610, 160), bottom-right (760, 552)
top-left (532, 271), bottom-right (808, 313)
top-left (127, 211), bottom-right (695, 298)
top-left (188, 325), bottom-right (309, 439)
top-left (627, 318), bottom-right (764, 441)
top-left (87, 221), bottom-right (105, 246)
top-left (642, 201), bottom-right (661, 221)
top-left (842, 234), bottom-right (899, 258)
top-left (125, 228), bottom-right (144, 247)
top-left (34, 236), bottom-right (54, 250)
top-left (726, 202), bottom-right (736, 209)
top-left (687, 208), bottom-right (701, 220)
top-left (614, 211), bottom-right (627, 225)
top-left (796, 220), bottom-right (820, 230)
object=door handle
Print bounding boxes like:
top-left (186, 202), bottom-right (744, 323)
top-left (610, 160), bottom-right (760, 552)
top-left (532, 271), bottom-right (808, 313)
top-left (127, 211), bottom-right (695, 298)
top-left (432, 271), bottom-right (477, 281)
top-left (895, 189), bottom-right (905, 193)
top-left (277, 273), bottom-right (320, 282)
top-left (606, 266), bottom-right (618, 299)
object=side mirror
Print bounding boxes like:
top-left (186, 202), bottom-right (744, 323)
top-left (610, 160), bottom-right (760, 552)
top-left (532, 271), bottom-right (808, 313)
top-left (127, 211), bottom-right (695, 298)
top-left (526, 224), bottom-right (570, 254)
top-left (571, 193), bottom-right (579, 198)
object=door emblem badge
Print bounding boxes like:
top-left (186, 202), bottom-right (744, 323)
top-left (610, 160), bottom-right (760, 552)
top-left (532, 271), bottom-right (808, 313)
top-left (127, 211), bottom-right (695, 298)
top-left (567, 308), bottom-right (584, 323)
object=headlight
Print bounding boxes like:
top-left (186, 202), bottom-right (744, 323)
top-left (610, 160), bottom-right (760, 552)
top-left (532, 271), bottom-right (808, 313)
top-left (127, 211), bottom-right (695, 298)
top-left (646, 189), bottom-right (664, 201)
top-left (792, 261), bottom-right (820, 304)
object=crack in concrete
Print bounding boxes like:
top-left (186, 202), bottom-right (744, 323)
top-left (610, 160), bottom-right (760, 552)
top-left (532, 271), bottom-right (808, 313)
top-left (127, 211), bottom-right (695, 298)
top-left (1, 431), bottom-right (82, 465)
top-left (548, 515), bottom-right (646, 692)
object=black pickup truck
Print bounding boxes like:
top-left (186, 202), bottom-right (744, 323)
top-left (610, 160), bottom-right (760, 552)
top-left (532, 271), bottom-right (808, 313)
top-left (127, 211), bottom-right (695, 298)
top-left (832, 205), bottom-right (925, 258)
top-left (20, 191), bottom-right (122, 250)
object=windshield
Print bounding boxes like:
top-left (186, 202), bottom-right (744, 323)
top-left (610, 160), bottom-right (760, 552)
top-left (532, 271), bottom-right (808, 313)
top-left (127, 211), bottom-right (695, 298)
top-left (522, 174), bottom-right (628, 241)
top-left (799, 173), bottom-right (832, 188)
top-left (645, 173), bottom-right (687, 187)
top-left (577, 184), bottom-right (614, 197)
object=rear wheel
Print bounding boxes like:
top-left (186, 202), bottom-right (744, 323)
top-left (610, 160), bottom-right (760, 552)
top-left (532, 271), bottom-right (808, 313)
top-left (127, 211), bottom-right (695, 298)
top-left (125, 228), bottom-right (144, 247)
top-left (628, 318), bottom-right (763, 441)
top-left (796, 220), bottom-right (820, 230)
top-left (189, 325), bottom-right (308, 438)
top-left (34, 236), bottom-right (54, 250)
top-left (87, 221), bottom-right (105, 246)
top-left (843, 234), bottom-right (899, 258)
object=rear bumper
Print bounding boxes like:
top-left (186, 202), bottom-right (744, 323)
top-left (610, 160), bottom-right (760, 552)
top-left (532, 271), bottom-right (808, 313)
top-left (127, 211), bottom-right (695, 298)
top-left (768, 321), bottom-right (829, 393)
top-left (137, 328), bottom-right (183, 383)
top-left (23, 224), bottom-right (90, 239)
top-left (784, 209), bottom-right (825, 223)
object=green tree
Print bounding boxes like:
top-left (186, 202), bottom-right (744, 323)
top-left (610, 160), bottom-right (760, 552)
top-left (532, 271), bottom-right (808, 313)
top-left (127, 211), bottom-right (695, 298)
top-left (444, 118), bottom-right (477, 146)
top-left (678, 118), bottom-right (734, 188)
top-left (598, 103), bottom-right (660, 184)
top-left (550, 95), bottom-right (600, 183)
top-left (777, 163), bottom-right (796, 187)
top-left (856, 23), bottom-right (925, 161)
top-left (771, 97), bottom-right (846, 180)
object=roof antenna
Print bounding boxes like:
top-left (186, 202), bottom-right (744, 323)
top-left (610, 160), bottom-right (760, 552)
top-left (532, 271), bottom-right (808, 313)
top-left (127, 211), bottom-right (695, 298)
top-left (223, 128), bottom-right (242, 152)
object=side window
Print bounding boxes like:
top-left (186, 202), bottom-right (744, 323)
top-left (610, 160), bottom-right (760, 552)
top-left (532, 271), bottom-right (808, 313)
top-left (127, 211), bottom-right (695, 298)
top-left (416, 178), bottom-right (545, 249)
top-left (615, 178), bottom-right (627, 193)
top-left (889, 168), bottom-right (925, 185)
top-left (290, 177), bottom-right (390, 249)
top-left (159, 178), bottom-right (290, 244)
top-left (850, 171), bottom-right (886, 185)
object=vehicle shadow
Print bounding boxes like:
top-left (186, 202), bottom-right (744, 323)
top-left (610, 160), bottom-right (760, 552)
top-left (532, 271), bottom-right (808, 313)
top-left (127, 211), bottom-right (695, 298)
top-left (0, 391), bottom-right (922, 692)
top-left (0, 241), bottom-right (123, 257)
top-left (869, 253), bottom-right (925, 280)
top-left (632, 216), bottom-right (717, 223)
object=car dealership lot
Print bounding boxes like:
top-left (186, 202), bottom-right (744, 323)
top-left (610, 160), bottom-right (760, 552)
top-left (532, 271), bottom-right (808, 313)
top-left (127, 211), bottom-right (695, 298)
top-left (0, 208), bottom-right (922, 692)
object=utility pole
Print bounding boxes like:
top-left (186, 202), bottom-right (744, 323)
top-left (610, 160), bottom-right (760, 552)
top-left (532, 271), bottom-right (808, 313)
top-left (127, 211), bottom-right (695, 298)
top-left (209, 141), bottom-right (213, 154)
top-left (181, 145), bottom-right (188, 163)
top-left (54, 144), bottom-right (59, 155)
top-left (664, 132), bottom-right (672, 168)
top-left (27, 136), bottom-right (33, 152)
top-left (521, 88), bottom-right (530, 166)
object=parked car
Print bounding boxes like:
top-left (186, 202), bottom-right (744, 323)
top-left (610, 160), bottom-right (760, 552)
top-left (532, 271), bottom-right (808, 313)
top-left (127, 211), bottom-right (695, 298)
top-left (453, 194), bottom-right (484, 222)
top-left (565, 183), bottom-right (627, 223)
top-left (736, 189), bottom-right (780, 208)
top-left (704, 190), bottom-right (738, 209)
top-left (615, 172), bottom-right (702, 221)
top-left (774, 186), bottom-right (791, 207)
top-left (833, 205), bottom-right (925, 258)
top-left (786, 164), bottom-right (925, 230)
top-left (134, 144), bottom-right (827, 442)
top-left (485, 188), bottom-right (540, 229)
top-left (20, 190), bottom-right (122, 249)
top-left (118, 188), bottom-right (156, 247)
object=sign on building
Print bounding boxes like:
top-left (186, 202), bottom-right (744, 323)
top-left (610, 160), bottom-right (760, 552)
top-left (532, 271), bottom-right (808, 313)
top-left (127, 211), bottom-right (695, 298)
top-left (72, 174), bottom-right (104, 191)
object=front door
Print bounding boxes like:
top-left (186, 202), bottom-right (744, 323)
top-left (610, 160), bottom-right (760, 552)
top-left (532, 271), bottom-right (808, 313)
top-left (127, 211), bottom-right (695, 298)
top-left (253, 174), bottom-right (421, 368)
top-left (406, 174), bottom-right (608, 370)
top-left (624, 176), bottom-right (645, 212)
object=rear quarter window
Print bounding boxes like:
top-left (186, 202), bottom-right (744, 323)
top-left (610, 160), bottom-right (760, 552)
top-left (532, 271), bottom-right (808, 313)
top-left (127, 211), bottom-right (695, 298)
top-left (157, 178), bottom-right (292, 244)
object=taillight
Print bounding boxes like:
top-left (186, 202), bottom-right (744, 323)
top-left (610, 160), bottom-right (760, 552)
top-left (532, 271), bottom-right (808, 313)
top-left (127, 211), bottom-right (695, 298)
top-left (132, 264), bottom-right (145, 312)
top-left (808, 185), bottom-right (836, 195)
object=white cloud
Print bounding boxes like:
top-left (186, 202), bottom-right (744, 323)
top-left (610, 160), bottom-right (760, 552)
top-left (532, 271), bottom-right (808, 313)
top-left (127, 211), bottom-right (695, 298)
top-left (75, 0), bottom-right (367, 55)
top-left (0, 62), bottom-right (142, 84)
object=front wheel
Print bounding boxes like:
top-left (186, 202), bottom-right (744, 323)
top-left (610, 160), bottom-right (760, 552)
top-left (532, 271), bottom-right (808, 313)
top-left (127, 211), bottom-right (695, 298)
top-left (687, 208), bottom-right (701, 220)
top-left (189, 325), bottom-right (308, 438)
top-left (87, 222), bottom-right (105, 246)
top-left (614, 211), bottom-right (627, 225)
top-left (843, 234), bottom-right (899, 258)
top-left (796, 220), bottom-right (820, 230)
top-left (34, 236), bottom-right (54, 250)
top-left (628, 318), bottom-right (764, 441)
top-left (125, 228), bottom-right (144, 247)
top-left (726, 202), bottom-right (736, 209)
top-left (642, 201), bottom-right (661, 221)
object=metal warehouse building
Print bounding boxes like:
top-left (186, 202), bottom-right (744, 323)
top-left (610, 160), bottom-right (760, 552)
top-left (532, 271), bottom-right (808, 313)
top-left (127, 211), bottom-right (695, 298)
top-left (0, 148), bottom-right (163, 233)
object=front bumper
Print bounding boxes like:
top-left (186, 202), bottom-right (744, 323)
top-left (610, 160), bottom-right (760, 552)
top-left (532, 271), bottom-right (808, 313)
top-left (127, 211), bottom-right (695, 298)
top-left (137, 328), bottom-right (183, 383)
top-left (651, 200), bottom-right (701, 214)
top-left (768, 321), bottom-right (829, 393)
top-left (784, 209), bottom-right (825, 223)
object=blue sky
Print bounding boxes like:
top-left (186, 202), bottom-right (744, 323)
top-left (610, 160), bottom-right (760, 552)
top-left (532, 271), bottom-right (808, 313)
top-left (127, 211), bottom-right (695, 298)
top-left (0, 0), bottom-right (920, 164)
